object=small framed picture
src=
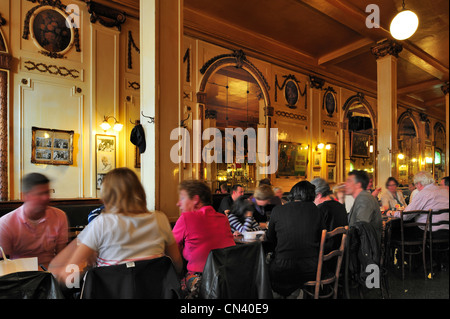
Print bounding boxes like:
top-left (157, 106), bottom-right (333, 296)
top-left (327, 165), bottom-right (336, 183)
top-left (96, 135), bottom-right (116, 177)
top-left (31, 127), bottom-right (74, 165)
top-left (326, 143), bottom-right (337, 163)
top-left (313, 152), bottom-right (322, 168)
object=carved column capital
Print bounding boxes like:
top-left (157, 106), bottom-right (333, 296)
top-left (371, 39), bottom-right (403, 59)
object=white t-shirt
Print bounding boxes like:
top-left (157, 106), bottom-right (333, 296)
top-left (78, 211), bottom-right (175, 267)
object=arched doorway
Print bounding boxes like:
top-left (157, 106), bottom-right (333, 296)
top-left (397, 113), bottom-right (420, 185)
top-left (342, 94), bottom-right (376, 184)
top-left (196, 50), bottom-right (271, 192)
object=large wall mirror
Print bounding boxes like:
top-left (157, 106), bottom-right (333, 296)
top-left (203, 65), bottom-right (267, 192)
top-left (434, 123), bottom-right (446, 182)
top-left (343, 101), bottom-right (376, 182)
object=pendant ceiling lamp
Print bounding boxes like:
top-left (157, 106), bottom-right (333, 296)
top-left (390, 0), bottom-right (419, 40)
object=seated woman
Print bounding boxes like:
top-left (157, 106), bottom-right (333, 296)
top-left (380, 177), bottom-right (407, 212)
top-left (251, 184), bottom-right (275, 228)
top-left (50, 168), bottom-right (183, 282)
top-left (172, 180), bottom-right (235, 296)
top-left (266, 181), bottom-right (325, 297)
top-left (228, 196), bottom-right (261, 236)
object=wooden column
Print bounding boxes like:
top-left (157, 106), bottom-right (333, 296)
top-left (442, 82), bottom-right (449, 176)
top-left (371, 39), bottom-right (402, 187)
top-left (0, 52), bottom-right (11, 201)
top-left (140, 0), bottom-right (182, 220)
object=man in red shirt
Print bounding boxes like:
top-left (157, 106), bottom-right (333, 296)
top-left (0, 173), bottom-right (68, 269)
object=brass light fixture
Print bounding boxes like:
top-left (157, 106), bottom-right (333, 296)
top-left (390, 0), bottom-right (419, 40)
top-left (100, 116), bottom-right (123, 132)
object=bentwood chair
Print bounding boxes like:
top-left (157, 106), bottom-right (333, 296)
top-left (390, 210), bottom-right (431, 281)
top-left (302, 226), bottom-right (348, 299)
top-left (427, 209), bottom-right (449, 279)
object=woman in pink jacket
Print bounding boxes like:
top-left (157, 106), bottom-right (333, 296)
top-left (172, 180), bottom-right (235, 296)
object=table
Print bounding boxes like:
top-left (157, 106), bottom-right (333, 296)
top-left (233, 235), bottom-right (266, 245)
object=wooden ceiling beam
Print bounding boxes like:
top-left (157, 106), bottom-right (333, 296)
top-left (299, 0), bottom-right (449, 80)
top-left (318, 38), bottom-right (374, 65)
top-left (397, 79), bottom-right (444, 95)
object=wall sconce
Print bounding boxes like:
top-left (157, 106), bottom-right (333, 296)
top-left (100, 116), bottom-right (123, 132)
top-left (316, 143), bottom-right (325, 151)
top-left (397, 153), bottom-right (405, 160)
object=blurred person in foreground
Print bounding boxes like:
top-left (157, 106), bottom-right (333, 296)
top-left (0, 173), bottom-right (68, 270)
top-left (266, 181), bottom-right (325, 298)
top-left (50, 168), bottom-right (183, 283)
top-left (172, 180), bottom-right (235, 296)
top-left (345, 170), bottom-right (382, 243)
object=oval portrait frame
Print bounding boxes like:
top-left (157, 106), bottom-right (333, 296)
top-left (284, 79), bottom-right (299, 108)
top-left (323, 90), bottom-right (337, 117)
top-left (29, 6), bottom-right (75, 56)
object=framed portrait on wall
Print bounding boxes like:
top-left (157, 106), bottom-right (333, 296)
top-left (326, 143), bottom-right (337, 163)
top-left (29, 6), bottom-right (75, 56)
top-left (350, 132), bottom-right (370, 158)
top-left (313, 152), bottom-right (322, 168)
top-left (96, 135), bottom-right (116, 189)
top-left (31, 127), bottom-right (74, 165)
top-left (277, 142), bottom-right (309, 177)
top-left (327, 165), bottom-right (336, 183)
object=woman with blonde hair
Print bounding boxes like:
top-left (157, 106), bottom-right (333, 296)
top-left (50, 168), bottom-right (183, 282)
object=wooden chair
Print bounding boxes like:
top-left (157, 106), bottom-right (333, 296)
top-left (427, 209), bottom-right (449, 279)
top-left (390, 210), bottom-right (431, 280)
top-left (302, 226), bottom-right (348, 299)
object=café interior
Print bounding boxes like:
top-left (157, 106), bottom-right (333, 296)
top-left (0, 0), bottom-right (448, 299)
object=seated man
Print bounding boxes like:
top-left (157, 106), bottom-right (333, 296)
top-left (0, 173), bottom-right (68, 269)
top-left (218, 184), bottom-right (244, 215)
top-left (391, 171), bottom-right (449, 238)
top-left (345, 170), bottom-right (382, 243)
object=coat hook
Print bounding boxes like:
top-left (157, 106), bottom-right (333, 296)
top-left (130, 119), bottom-right (140, 125)
top-left (180, 113), bottom-right (190, 128)
top-left (141, 111), bottom-right (155, 124)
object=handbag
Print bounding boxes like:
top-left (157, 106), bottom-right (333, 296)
top-left (0, 247), bottom-right (38, 277)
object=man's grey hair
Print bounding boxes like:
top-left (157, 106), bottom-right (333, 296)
top-left (310, 178), bottom-right (332, 197)
top-left (413, 171), bottom-right (434, 187)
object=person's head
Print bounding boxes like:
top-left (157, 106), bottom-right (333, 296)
top-left (288, 180), bottom-right (316, 202)
top-left (231, 184), bottom-right (244, 200)
top-left (408, 182), bottom-right (416, 192)
top-left (230, 196), bottom-right (254, 222)
top-left (333, 183), bottom-right (346, 203)
top-left (385, 177), bottom-right (399, 193)
top-left (273, 187), bottom-right (283, 199)
top-left (177, 180), bottom-right (212, 213)
top-left (259, 178), bottom-right (271, 186)
top-left (101, 168), bottom-right (147, 215)
top-left (220, 183), bottom-right (228, 194)
top-left (21, 173), bottom-right (51, 218)
top-left (253, 184), bottom-right (274, 206)
top-left (310, 178), bottom-right (332, 205)
top-left (413, 171), bottom-right (434, 191)
top-left (345, 170), bottom-right (369, 196)
top-left (440, 176), bottom-right (449, 190)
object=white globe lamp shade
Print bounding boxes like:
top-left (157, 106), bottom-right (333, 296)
top-left (390, 10), bottom-right (419, 40)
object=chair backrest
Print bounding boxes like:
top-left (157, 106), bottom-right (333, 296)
top-left (399, 210), bottom-right (431, 241)
top-left (81, 256), bottom-right (181, 299)
top-left (199, 242), bottom-right (273, 299)
top-left (312, 226), bottom-right (349, 299)
top-left (0, 271), bottom-right (64, 299)
top-left (429, 208), bottom-right (449, 240)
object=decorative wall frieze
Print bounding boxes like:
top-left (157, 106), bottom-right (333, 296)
top-left (322, 119), bottom-right (338, 128)
top-left (275, 110), bottom-right (307, 122)
top-left (128, 30), bottom-right (140, 69)
top-left (274, 74), bottom-right (307, 109)
top-left (22, 60), bottom-right (82, 80)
